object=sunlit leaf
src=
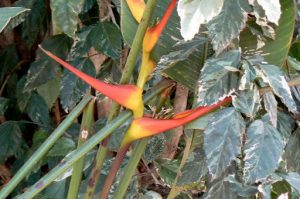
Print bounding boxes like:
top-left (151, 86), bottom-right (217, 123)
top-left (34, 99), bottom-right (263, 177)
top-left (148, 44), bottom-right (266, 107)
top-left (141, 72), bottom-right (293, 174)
top-left (0, 7), bottom-right (30, 33)
top-left (256, 0), bottom-right (281, 25)
top-left (204, 108), bottom-right (245, 178)
top-left (177, 0), bottom-right (224, 40)
top-left (243, 120), bottom-right (285, 183)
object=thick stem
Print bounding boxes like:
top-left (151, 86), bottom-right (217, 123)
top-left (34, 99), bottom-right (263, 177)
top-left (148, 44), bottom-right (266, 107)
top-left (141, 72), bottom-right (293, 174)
top-left (0, 95), bottom-right (93, 199)
top-left (67, 99), bottom-right (95, 199)
top-left (99, 143), bottom-right (131, 199)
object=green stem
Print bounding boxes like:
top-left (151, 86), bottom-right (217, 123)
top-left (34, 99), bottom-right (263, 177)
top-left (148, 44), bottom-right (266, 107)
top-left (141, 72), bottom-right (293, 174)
top-left (113, 139), bottom-right (149, 199)
top-left (67, 99), bottom-right (95, 199)
top-left (0, 95), bottom-right (93, 199)
top-left (14, 80), bottom-right (172, 199)
top-left (85, 0), bottom-right (158, 196)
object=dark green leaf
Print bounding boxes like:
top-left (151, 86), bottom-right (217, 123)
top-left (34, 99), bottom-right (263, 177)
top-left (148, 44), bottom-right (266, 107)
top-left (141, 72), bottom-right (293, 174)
top-left (204, 178), bottom-right (239, 199)
top-left (25, 35), bottom-right (73, 91)
top-left (284, 129), bottom-right (300, 172)
top-left (157, 159), bottom-right (180, 185)
top-left (282, 172), bottom-right (300, 192)
top-left (144, 134), bottom-right (166, 162)
top-left (287, 56), bottom-right (300, 71)
top-left (47, 137), bottom-right (76, 157)
top-left (26, 93), bottom-right (51, 130)
top-left (197, 50), bottom-right (240, 106)
top-left (243, 120), bottom-right (285, 183)
top-left (290, 42), bottom-right (300, 62)
top-left (240, 0), bottom-right (295, 67)
top-left (232, 86), bottom-right (260, 117)
top-left (16, 76), bottom-right (32, 112)
top-left (60, 57), bottom-right (96, 111)
top-left (204, 108), bottom-right (245, 178)
top-left (15, 0), bottom-right (47, 47)
top-left (0, 45), bottom-right (19, 84)
top-left (0, 7), bottom-right (30, 33)
top-left (276, 112), bottom-right (295, 143)
top-left (69, 26), bottom-right (94, 59)
top-left (208, 0), bottom-right (248, 54)
top-left (89, 22), bottom-right (122, 59)
top-left (185, 112), bottom-right (215, 130)
top-left (0, 121), bottom-right (27, 163)
top-left (50, 0), bottom-right (85, 37)
top-left (225, 175), bottom-right (258, 197)
top-left (37, 76), bottom-right (60, 109)
top-left (0, 97), bottom-right (10, 115)
top-left (258, 63), bottom-right (297, 113)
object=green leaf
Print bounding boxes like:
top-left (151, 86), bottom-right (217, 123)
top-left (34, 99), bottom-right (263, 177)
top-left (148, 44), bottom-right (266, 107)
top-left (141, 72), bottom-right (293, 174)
top-left (60, 57), bottom-right (96, 111)
top-left (208, 0), bottom-right (248, 54)
top-left (258, 62), bottom-right (297, 113)
top-left (276, 112), bottom-right (295, 142)
top-left (225, 175), bottom-right (258, 197)
top-left (239, 60), bottom-right (256, 90)
top-left (0, 121), bottom-right (27, 163)
top-left (240, 0), bottom-right (295, 67)
top-left (287, 56), bottom-right (300, 71)
top-left (289, 41), bottom-right (300, 62)
top-left (185, 112), bottom-right (215, 130)
top-left (262, 92), bottom-right (278, 127)
top-left (0, 7), bottom-right (30, 33)
top-left (14, 0), bottom-right (47, 47)
top-left (158, 36), bottom-right (207, 90)
top-left (232, 86), bottom-right (261, 118)
top-left (25, 34), bottom-right (73, 91)
top-left (243, 120), bottom-right (285, 184)
top-left (197, 50), bottom-right (240, 106)
top-left (89, 22), bottom-right (122, 59)
top-left (177, 0), bottom-right (224, 40)
top-left (50, 0), bottom-right (85, 38)
top-left (26, 93), bottom-right (51, 130)
top-left (255, 0), bottom-right (281, 25)
top-left (16, 76), bottom-right (32, 112)
top-left (37, 76), bottom-right (60, 109)
top-left (157, 159), bottom-right (180, 185)
top-left (48, 137), bottom-right (76, 157)
top-left (284, 129), bottom-right (300, 172)
top-left (0, 97), bottom-right (10, 115)
top-left (204, 108), bottom-right (245, 178)
top-left (69, 26), bottom-right (93, 59)
top-left (0, 45), bottom-right (19, 84)
top-left (204, 178), bottom-right (239, 199)
top-left (144, 134), bottom-right (166, 162)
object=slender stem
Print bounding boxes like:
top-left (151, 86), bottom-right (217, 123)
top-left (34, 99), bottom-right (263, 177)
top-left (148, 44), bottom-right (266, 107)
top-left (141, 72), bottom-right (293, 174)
top-left (13, 80), bottom-right (172, 199)
top-left (86, 0), bottom-right (158, 196)
top-left (67, 99), bottom-right (95, 199)
top-left (99, 143), bottom-right (131, 199)
top-left (0, 95), bottom-right (93, 199)
top-left (113, 139), bottom-right (149, 199)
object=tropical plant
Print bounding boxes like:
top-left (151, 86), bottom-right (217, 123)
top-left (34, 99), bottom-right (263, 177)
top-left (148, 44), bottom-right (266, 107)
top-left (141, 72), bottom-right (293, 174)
top-left (0, 0), bottom-right (300, 198)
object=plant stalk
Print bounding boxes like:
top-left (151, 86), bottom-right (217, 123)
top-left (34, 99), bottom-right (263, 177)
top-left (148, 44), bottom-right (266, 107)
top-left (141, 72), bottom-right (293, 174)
top-left (14, 80), bottom-right (172, 199)
top-left (85, 0), bottom-right (158, 196)
top-left (0, 95), bottom-right (93, 199)
top-left (67, 99), bottom-right (95, 199)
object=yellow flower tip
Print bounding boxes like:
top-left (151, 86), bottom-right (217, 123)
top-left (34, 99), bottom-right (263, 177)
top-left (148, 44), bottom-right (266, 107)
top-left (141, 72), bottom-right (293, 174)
top-left (137, 53), bottom-right (156, 89)
top-left (122, 120), bottom-right (149, 145)
top-left (124, 86), bottom-right (144, 114)
top-left (126, 0), bottom-right (145, 22)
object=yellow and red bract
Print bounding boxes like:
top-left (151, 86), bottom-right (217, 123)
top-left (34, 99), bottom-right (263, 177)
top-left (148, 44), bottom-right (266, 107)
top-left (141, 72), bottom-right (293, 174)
top-left (39, 46), bottom-right (144, 117)
top-left (126, 0), bottom-right (145, 22)
top-left (122, 97), bottom-right (232, 145)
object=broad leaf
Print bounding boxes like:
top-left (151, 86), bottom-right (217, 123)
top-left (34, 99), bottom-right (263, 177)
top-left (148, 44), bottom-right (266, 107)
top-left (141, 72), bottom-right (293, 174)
top-left (0, 121), bottom-right (27, 163)
top-left (177, 0), bottom-right (224, 40)
top-left (282, 172), bottom-right (300, 192)
top-left (0, 7), bottom-right (29, 33)
top-left (197, 50), bottom-right (240, 106)
top-left (208, 0), bottom-right (248, 54)
top-left (243, 120), bottom-right (285, 184)
top-left (225, 175), bottom-right (258, 197)
top-left (232, 86), bottom-right (260, 118)
top-left (50, 0), bottom-right (85, 38)
top-left (257, 63), bottom-right (297, 113)
top-left (89, 22), bottom-right (122, 59)
top-left (25, 34), bottom-right (73, 91)
top-left (0, 45), bottom-right (19, 84)
top-left (15, 0), bottom-right (47, 47)
top-left (144, 134), bottom-right (166, 162)
top-left (60, 57), bottom-right (96, 111)
top-left (26, 93), bottom-right (51, 130)
top-left (284, 129), bottom-right (300, 172)
top-left (47, 137), bottom-right (76, 157)
top-left (16, 76), bottom-right (32, 112)
top-left (276, 112), bottom-right (295, 142)
top-left (239, 60), bottom-right (256, 90)
top-left (256, 0), bottom-right (281, 25)
top-left (263, 92), bottom-right (278, 127)
top-left (0, 97), bottom-right (10, 115)
top-left (157, 159), bottom-right (180, 185)
top-left (37, 76), bottom-right (60, 109)
top-left (240, 0), bottom-right (295, 67)
top-left (204, 178), bottom-right (239, 199)
top-left (204, 108), bottom-right (245, 178)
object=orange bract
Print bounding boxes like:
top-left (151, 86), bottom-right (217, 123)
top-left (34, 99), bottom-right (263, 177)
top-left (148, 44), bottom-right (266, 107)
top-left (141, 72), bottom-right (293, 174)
top-left (126, 0), bottom-right (145, 22)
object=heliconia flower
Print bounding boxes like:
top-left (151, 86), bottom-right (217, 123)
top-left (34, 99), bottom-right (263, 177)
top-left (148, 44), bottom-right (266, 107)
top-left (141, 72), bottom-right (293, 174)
top-left (136, 52), bottom-right (156, 88)
top-left (143, 0), bottom-right (177, 53)
top-left (126, 0), bottom-right (145, 23)
top-left (39, 46), bottom-right (144, 117)
top-left (122, 97), bottom-right (232, 145)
